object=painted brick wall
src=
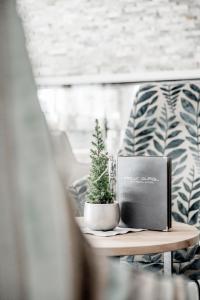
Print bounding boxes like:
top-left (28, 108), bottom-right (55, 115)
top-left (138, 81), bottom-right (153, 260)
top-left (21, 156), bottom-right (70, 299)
top-left (17, 0), bottom-right (200, 78)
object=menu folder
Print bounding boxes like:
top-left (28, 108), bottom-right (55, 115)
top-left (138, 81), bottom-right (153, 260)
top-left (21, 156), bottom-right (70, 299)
top-left (117, 156), bottom-right (171, 231)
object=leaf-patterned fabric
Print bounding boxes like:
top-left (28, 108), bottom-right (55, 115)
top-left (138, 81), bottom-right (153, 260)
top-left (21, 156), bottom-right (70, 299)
top-left (120, 82), bottom-right (200, 279)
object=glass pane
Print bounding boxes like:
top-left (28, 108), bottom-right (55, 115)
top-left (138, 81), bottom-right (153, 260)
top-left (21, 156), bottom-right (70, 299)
top-left (38, 84), bottom-right (139, 162)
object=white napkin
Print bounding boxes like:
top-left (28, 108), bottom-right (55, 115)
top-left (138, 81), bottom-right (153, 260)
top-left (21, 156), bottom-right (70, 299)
top-left (82, 226), bottom-right (145, 237)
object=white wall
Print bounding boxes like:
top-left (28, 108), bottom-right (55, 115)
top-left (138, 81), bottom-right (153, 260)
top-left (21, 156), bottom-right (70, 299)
top-left (18, 0), bottom-right (200, 79)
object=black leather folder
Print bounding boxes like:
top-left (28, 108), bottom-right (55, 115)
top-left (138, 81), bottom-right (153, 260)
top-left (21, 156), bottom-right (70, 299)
top-left (117, 156), bottom-right (171, 231)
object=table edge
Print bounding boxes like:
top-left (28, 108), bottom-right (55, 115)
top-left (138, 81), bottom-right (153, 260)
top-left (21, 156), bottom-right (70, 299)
top-left (91, 235), bottom-right (199, 256)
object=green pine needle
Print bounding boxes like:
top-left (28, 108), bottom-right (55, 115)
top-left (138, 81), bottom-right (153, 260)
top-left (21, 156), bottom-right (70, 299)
top-left (87, 119), bottom-right (113, 204)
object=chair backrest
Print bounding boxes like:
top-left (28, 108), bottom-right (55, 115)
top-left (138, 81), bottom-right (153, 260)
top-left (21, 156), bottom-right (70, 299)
top-left (51, 130), bottom-right (89, 185)
top-left (50, 130), bottom-right (89, 215)
top-left (51, 130), bottom-right (78, 184)
top-left (121, 82), bottom-right (200, 228)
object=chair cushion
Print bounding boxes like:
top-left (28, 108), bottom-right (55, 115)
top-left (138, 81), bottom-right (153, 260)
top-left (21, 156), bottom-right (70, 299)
top-left (121, 246), bottom-right (200, 280)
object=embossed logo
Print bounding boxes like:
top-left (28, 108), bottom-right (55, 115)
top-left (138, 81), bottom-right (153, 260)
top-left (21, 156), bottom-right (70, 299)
top-left (123, 176), bottom-right (160, 184)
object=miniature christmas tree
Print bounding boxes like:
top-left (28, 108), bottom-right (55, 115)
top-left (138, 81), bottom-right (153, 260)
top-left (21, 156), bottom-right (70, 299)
top-left (87, 119), bottom-right (113, 204)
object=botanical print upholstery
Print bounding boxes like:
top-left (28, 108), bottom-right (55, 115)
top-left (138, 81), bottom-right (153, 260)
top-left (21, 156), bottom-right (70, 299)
top-left (120, 81), bottom-right (200, 279)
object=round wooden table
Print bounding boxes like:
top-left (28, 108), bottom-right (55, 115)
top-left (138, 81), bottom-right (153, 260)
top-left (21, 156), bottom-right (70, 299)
top-left (78, 219), bottom-right (199, 275)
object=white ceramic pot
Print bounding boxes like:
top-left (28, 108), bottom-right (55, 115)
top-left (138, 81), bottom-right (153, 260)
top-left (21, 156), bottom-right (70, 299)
top-left (84, 202), bottom-right (120, 231)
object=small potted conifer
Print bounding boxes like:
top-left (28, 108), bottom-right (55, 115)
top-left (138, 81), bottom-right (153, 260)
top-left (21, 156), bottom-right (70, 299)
top-left (84, 119), bottom-right (119, 231)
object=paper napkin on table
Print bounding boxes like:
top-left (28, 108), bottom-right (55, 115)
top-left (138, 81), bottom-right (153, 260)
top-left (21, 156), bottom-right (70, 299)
top-left (81, 226), bottom-right (145, 237)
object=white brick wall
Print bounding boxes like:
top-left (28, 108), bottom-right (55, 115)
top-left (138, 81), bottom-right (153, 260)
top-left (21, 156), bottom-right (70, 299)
top-left (17, 0), bottom-right (200, 79)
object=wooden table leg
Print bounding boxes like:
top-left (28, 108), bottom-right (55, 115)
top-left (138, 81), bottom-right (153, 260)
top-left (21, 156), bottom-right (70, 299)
top-left (164, 251), bottom-right (173, 276)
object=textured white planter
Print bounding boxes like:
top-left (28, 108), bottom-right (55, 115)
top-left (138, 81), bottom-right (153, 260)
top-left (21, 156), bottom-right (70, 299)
top-left (84, 202), bottom-right (120, 231)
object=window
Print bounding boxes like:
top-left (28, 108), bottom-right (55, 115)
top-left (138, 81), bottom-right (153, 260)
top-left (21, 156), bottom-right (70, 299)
top-left (38, 84), bottom-right (139, 162)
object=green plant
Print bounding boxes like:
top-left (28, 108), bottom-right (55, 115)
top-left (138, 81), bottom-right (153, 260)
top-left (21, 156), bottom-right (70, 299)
top-left (87, 119), bottom-right (113, 204)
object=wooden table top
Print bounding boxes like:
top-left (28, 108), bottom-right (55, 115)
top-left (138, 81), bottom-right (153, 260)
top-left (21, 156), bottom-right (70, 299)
top-left (77, 219), bottom-right (199, 256)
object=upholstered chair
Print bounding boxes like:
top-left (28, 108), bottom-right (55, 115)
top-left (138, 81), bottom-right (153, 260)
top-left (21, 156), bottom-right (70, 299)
top-left (51, 130), bottom-right (89, 215)
top-left (120, 82), bottom-right (200, 280)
